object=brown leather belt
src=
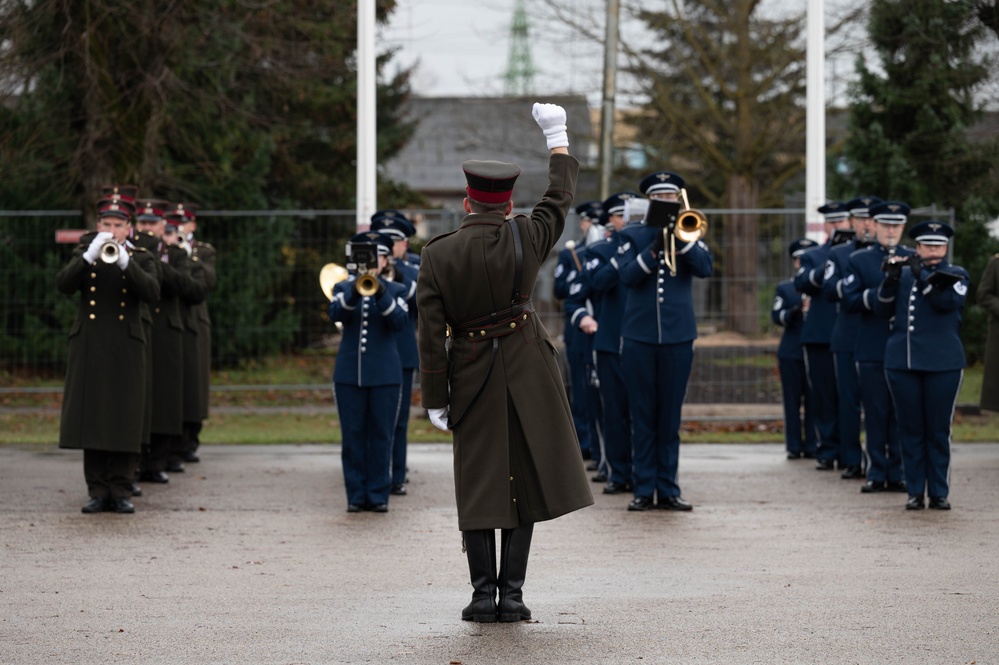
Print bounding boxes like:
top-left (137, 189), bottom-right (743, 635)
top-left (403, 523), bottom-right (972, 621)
top-left (451, 300), bottom-right (535, 341)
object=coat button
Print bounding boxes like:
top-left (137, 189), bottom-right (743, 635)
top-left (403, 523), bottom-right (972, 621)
top-left (522, 314), bottom-right (527, 320)
top-left (119, 315), bottom-right (124, 321)
top-left (509, 322), bottom-right (516, 329)
top-left (120, 302), bottom-right (126, 307)
top-left (89, 300), bottom-right (95, 306)
top-left (509, 476), bottom-right (514, 481)
top-left (512, 498), bottom-right (517, 503)
top-left (480, 330), bottom-right (486, 336)
top-left (468, 332), bottom-right (474, 338)
top-left (89, 314), bottom-right (95, 320)
top-left (155, 308), bottom-right (160, 313)
top-left (90, 286), bottom-right (96, 292)
top-left (90, 272), bottom-right (96, 278)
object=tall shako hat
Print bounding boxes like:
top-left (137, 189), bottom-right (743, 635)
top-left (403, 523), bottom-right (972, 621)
top-left (788, 238), bottom-right (817, 258)
top-left (909, 220), bottom-right (953, 245)
top-left (349, 231), bottom-right (392, 256)
top-left (845, 195), bottom-right (882, 219)
top-left (135, 199), bottom-right (168, 222)
top-left (817, 201), bottom-right (850, 222)
top-left (639, 171), bottom-right (685, 196)
top-left (575, 201), bottom-right (603, 222)
top-left (97, 184), bottom-right (139, 220)
top-left (869, 201), bottom-right (911, 225)
top-left (462, 160), bottom-right (521, 204)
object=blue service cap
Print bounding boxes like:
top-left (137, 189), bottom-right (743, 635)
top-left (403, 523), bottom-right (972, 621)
top-left (788, 238), bottom-right (818, 258)
top-left (348, 231), bottom-right (392, 256)
top-left (817, 201), bottom-right (850, 222)
top-left (602, 191), bottom-right (641, 217)
top-left (909, 220), bottom-right (953, 245)
top-left (370, 217), bottom-right (415, 239)
top-left (869, 201), bottom-right (911, 225)
top-left (844, 195), bottom-right (882, 218)
top-left (575, 200), bottom-right (603, 222)
top-left (639, 171), bottom-right (685, 196)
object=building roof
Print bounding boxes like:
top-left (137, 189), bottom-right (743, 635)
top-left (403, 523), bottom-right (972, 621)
top-left (382, 95), bottom-right (596, 210)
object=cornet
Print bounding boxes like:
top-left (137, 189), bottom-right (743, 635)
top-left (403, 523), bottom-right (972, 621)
top-left (100, 241), bottom-right (120, 264)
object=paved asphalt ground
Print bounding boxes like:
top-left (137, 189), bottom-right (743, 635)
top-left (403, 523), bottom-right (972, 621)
top-left (2, 441), bottom-right (998, 664)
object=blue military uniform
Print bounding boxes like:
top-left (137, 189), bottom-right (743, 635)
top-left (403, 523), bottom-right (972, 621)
top-left (773, 239), bottom-right (817, 459)
top-left (794, 203), bottom-right (851, 469)
top-left (370, 216), bottom-right (421, 495)
top-left (842, 202), bottom-right (914, 492)
top-left (553, 200), bottom-right (603, 462)
top-left (617, 172), bottom-right (712, 510)
top-left (328, 232), bottom-right (410, 512)
top-left (562, 192), bottom-right (640, 493)
top-left (874, 221), bottom-right (967, 510)
top-left (822, 195), bottom-right (881, 478)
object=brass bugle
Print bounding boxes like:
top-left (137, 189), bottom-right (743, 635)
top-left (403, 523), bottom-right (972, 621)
top-left (319, 262), bottom-right (350, 301)
top-left (355, 272), bottom-right (379, 297)
top-left (100, 241), bottom-right (120, 264)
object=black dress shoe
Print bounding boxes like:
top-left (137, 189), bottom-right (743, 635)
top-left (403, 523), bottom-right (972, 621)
top-left (81, 497), bottom-right (109, 513)
top-left (787, 451), bottom-right (802, 460)
top-left (603, 481), bottom-right (632, 495)
top-left (591, 471), bottom-right (608, 483)
top-left (166, 461), bottom-right (185, 473)
top-left (390, 484), bottom-right (408, 496)
top-left (183, 451), bottom-right (200, 463)
top-left (861, 480), bottom-right (885, 493)
top-left (346, 503), bottom-right (364, 513)
top-left (885, 480), bottom-right (907, 493)
top-left (840, 465), bottom-right (864, 479)
top-left (581, 448), bottom-right (592, 461)
top-left (368, 503), bottom-right (389, 513)
top-left (657, 496), bottom-right (694, 511)
top-left (112, 498), bottom-right (135, 514)
top-left (140, 470), bottom-right (169, 484)
top-left (928, 497), bottom-right (951, 510)
top-left (815, 459), bottom-right (836, 471)
top-left (585, 460), bottom-right (600, 471)
top-left (905, 495), bottom-right (925, 510)
top-left (131, 482), bottom-right (143, 497)
top-left (627, 496), bottom-right (654, 511)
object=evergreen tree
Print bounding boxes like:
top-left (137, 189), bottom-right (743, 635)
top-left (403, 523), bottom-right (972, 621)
top-left (836, 0), bottom-right (999, 362)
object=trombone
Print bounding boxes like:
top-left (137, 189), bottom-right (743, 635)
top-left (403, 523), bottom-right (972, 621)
top-left (662, 188), bottom-right (708, 276)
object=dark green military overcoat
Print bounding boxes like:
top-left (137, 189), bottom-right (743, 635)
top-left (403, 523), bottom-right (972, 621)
top-left (417, 153), bottom-right (593, 531)
top-left (181, 241), bottom-right (214, 422)
top-left (57, 242), bottom-right (161, 453)
top-left (978, 254), bottom-right (999, 411)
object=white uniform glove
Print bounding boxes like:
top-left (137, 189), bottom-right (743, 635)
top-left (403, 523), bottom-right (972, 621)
top-left (532, 102), bottom-right (568, 150)
top-left (115, 244), bottom-right (130, 270)
top-left (82, 231), bottom-right (114, 264)
top-left (428, 407), bottom-right (450, 431)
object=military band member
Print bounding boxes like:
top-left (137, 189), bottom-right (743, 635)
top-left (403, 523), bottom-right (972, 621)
top-left (822, 196), bottom-right (881, 479)
top-left (875, 221), bottom-right (968, 510)
top-left (135, 200), bottom-right (206, 484)
top-left (371, 215), bottom-right (420, 496)
top-left (416, 102), bottom-right (593, 623)
top-left (553, 200), bottom-right (602, 464)
top-left (617, 170), bottom-right (713, 512)
top-left (57, 190), bottom-right (161, 513)
top-left (329, 232), bottom-right (409, 513)
top-left (843, 201), bottom-right (914, 494)
top-left (173, 203), bottom-right (215, 464)
top-left (773, 239), bottom-right (818, 460)
top-left (795, 202), bottom-right (852, 471)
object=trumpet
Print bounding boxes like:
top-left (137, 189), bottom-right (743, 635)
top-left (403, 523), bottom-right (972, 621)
top-left (663, 189), bottom-right (708, 276)
top-left (100, 241), bottom-right (120, 264)
top-left (355, 271), bottom-right (380, 297)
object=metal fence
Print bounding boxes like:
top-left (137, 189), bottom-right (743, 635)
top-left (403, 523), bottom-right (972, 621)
top-left (0, 205), bottom-right (950, 404)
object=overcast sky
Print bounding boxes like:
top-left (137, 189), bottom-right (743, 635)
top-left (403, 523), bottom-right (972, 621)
top-left (379, 0), bottom-right (867, 107)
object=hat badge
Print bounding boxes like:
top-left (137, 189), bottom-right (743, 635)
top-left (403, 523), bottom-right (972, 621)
top-left (928, 223), bottom-right (942, 232)
top-left (861, 197), bottom-right (874, 205)
top-left (888, 204), bottom-right (901, 213)
top-left (620, 193), bottom-right (633, 200)
top-left (656, 173), bottom-right (670, 182)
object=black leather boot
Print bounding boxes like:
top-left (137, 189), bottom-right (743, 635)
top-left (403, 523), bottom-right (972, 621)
top-left (461, 529), bottom-right (497, 622)
top-left (498, 523), bottom-right (534, 622)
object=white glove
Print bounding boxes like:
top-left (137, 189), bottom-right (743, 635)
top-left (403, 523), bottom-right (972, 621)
top-left (82, 232), bottom-right (114, 264)
top-left (532, 102), bottom-right (568, 150)
top-left (115, 244), bottom-right (130, 270)
top-left (428, 407), bottom-right (450, 431)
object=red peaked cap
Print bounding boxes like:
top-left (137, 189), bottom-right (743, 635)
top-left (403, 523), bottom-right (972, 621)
top-left (462, 160), bottom-right (521, 204)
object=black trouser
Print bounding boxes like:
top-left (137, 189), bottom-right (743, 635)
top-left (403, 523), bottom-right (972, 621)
top-left (143, 433), bottom-right (173, 473)
top-left (84, 450), bottom-right (140, 500)
top-left (182, 421), bottom-right (202, 456)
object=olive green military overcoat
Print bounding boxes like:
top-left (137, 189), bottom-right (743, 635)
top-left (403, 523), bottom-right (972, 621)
top-left (57, 243), bottom-right (161, 453)
top-left (417, 153), bottom-right (594, 531)
top-left (181, 241), bottom-right (213, 422)
top-left (978, 255), bottom-right (999, 411)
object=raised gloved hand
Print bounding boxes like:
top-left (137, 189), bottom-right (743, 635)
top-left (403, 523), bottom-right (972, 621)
top-left (907, 254), bottom-right (923, 278)
top-left (82, 231), bottom-right (114, 264)
top-left (115, 243), bottom-right (130, 270)
top-left (376, 277), bottom-right (387, 299)
top-left (428, 407), bottom-right (450, 431)
top-left (532, 102), bottom-right (568, 150)
top-left (882, 257), bottom-right (904, 283)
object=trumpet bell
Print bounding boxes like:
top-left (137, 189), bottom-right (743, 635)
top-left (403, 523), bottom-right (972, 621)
top-left (355, 273), bottom-right (379, 297)
top-left (675, 209), bottom-right (708, 243)
top-left (99, 242), bottom-right (120, 264)
top-left (319, 262), bottom-right (350, 301)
